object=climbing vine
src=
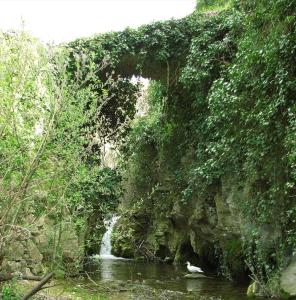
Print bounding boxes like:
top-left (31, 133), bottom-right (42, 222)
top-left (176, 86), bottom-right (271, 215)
top-left (87, 0), bottom-right (296, 294)
top-left (1, 0), bottom-right (294, 295)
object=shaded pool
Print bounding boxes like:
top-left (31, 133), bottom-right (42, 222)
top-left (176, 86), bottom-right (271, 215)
top-left (84, 258), bottom-right (267, 300)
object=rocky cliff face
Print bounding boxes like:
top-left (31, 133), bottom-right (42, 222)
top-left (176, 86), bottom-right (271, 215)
top-left (280, 257), bottom-right (296, 298)
top-left (112, 141), bottom-right (296, 297)
top-left (112, 145), bottom-right (251, 281)
top-left (147, 176), bottom-right (249, 279)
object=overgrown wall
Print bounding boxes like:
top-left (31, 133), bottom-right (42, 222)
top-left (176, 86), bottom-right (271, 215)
top-left (68, 0), bottom-right (296, 297)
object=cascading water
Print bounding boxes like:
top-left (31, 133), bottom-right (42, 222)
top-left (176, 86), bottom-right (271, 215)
top-left (99, 215), bottom-right (120, 259)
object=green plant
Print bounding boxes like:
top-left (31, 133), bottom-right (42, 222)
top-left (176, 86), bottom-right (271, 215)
top-left (107, 0), bottom-right (295, 294)
top-left (196, 0), bottom-right (231, 12)
top-left (0, 29), bottom-right (128, 274)
top-left (0, 281), bottom-right (20, 300)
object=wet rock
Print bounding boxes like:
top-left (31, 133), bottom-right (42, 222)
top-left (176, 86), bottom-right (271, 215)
top-left (247, 281), bottom-right (262, 297)
top-left (164, 256), bottom-right (173, 263)
top-left (184, 273), bottom-right (207, 279)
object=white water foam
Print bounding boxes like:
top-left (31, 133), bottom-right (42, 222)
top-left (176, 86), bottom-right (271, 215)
top-left (96, 215), bottom-right (126, 260)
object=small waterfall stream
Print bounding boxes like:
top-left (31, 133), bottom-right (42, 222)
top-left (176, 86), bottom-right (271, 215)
top-left (87, 216), bottom-right (259, 299)
top-left (99, 215), bottom-right (120, 259)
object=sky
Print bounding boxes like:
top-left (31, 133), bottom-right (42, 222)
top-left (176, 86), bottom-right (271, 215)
top-left (0, 0), bottom-right (196, 44)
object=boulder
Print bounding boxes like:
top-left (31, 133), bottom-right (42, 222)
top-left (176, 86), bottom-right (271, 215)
top-left (26, 239), bottom-right (43, 262)
top-left (60, 223), bottom-right (81, 262)
top-left (6, 241), bottom-right (24, 261)
top-left (184, 273), bottom-right (208, 279)
top-left (1, 260), bottom-right (22, 273)
top-left (280, 258), bottom-right (296, 298)
top-left (34, 217), bottom-right (82, 263)
top-left (247, 281), bottom-right (262, 297)
top-left (23, 267), bottom-right (34, 277)
top-left (30, 263), bottom-right (44, 275)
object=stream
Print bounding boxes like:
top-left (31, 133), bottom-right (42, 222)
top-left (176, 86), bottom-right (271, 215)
top-left (81, 215), bottom-right (267, 300)
top-left (86, 259), bottom-right (256, 299)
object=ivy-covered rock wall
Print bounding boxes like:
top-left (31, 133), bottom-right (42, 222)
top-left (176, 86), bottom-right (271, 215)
top-left (68, 0), bottom-right (296, 297)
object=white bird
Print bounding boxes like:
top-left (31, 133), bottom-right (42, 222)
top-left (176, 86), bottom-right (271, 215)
top-left (186, 261), bottom-right (203, 273)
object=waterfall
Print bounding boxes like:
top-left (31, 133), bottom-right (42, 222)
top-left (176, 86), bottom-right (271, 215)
top-left (99, 215), bottom-right (120, 259)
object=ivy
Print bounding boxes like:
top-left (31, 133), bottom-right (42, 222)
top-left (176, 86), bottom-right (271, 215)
top-left (61, 0), bottom-right (296, 292)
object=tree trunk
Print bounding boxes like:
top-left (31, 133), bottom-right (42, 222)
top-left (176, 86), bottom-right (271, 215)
top-left (21, 272), bottom-right (53, 300)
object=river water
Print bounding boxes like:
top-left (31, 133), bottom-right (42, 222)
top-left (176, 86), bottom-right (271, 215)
top-left (86, 258), bottom-right (260, 300)
top-left (83, 215), bottom-right (266, 300)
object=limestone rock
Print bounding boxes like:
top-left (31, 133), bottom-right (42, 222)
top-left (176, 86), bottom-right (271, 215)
top-left (164, 256), bottom-right (173, 263)
top-left (184, 273), bottom-right (207, 279)
top-left (280, 258), bottom-right (296, 298)
top-left (34, 217), bottom-right (82, 263)
top-left (247, 281), bottom-right (261, 297)
top-left (6, 241), bottom-right (24, 261)
top-left (34, 232), bottom-right (48, 248)
top-left (1, 260), bottom-right (22, 273)
top-left (27, 239), bottom-right (43, 262)
top-left (60, 223), bottom-right (81, 261)
top-left (36, 215), bottom-right (46, 228)
top-left (23, 267), bottom-right (34, 277)
top-left (30, 263), bottom-right (44, 275)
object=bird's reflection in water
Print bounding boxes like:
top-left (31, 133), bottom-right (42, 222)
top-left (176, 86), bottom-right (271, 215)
top-left (185, 279), bottom-right (203, 292)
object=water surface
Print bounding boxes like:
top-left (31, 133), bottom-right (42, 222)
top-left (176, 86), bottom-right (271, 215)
top-left (86, 258), bottom-right (265, 300)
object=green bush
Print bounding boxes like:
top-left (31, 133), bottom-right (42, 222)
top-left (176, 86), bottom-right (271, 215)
top-left (0, 282), bottom-right (20, 300)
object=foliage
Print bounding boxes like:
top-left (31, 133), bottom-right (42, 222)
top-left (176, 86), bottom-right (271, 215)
top-left (196, 0), bottom-right (231, 12)
top-left (0, 30), bottom-right (125, 272)
top-left (66, 14), bottom-right (204, 83)
top-left (0, 281), bottom-right (20, 300)
top-left (123, 81), bottom-right (165, 154)
top-left (205, 0), bottom-right (296, 291)
top-left (0, 31), bottom-right (67, 254)
top-left (108, 0), bottom-right (296, 294)
top-left (67, 166), bottom-right (122, 254)
top-left (1, 0), bottom-right (295, 295)
top-left (181, 0), bottom-right (295, 292)
top-left (64, 1), bottom-right (296, 294)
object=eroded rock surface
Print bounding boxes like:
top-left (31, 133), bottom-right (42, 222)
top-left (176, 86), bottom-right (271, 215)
top-left (280, 258), bottom-right (296, 298)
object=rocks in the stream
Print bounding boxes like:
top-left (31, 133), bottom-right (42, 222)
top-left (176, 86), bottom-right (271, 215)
top-left (131, 284), bottom-right (186, 300)
top-left (184, 273), bottom-right (208, 279)
top-left (163, 256), bottom-right (173, 263)
top-left (246, 281), bottom-right (265, 298)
